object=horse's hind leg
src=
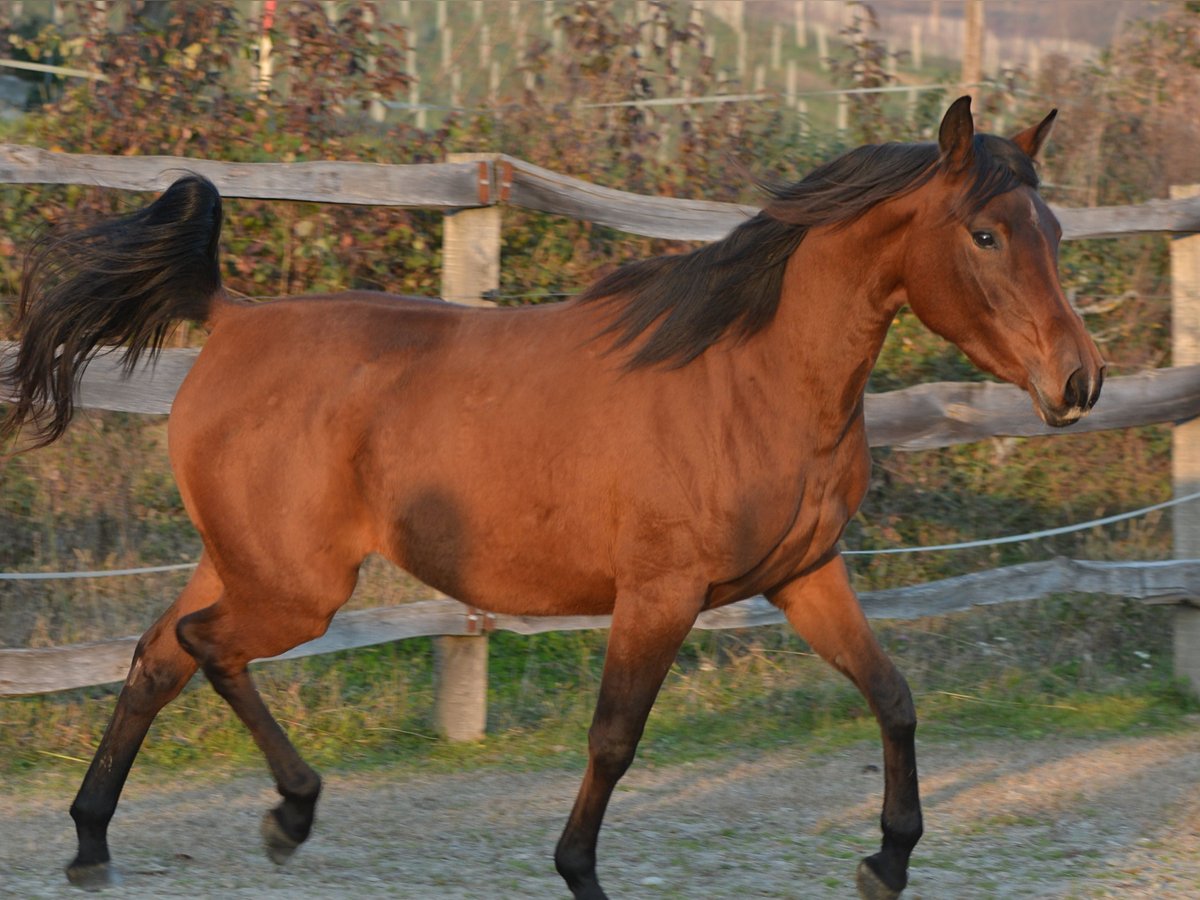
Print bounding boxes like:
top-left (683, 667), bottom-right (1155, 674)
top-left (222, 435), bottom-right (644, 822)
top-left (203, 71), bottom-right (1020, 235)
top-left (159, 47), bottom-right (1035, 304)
top-left (768, 556), bottom-right (922, 900)
top-left (67, 557), bottom-right (223, 887)
top-left (554, 588), bottom-right (701, 900)
top-left (173, 550), bottom-right (360, 866)
top-left (174, 597), bottom-right (330, 864)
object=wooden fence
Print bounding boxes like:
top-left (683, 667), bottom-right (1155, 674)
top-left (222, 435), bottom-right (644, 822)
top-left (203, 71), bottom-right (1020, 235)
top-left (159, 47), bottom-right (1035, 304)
top-left (1, 146), bottom-right (1199, 737)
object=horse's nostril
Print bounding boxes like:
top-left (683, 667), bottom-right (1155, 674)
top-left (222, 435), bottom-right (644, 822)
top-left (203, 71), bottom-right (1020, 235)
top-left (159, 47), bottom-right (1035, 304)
top-left (1063, 367), bottom-right (1089, 410)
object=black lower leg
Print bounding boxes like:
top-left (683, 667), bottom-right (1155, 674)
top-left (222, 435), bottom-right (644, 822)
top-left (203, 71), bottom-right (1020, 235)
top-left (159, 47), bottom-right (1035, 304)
top-left (554, 604), bottom-right (696, 900)
top-left (67, 634), bottom-right (196, 884)
top-left (858, 680), bottom-right (922, 898)
top-left (204, 664), bottom-right (321, 859)
top-left (68, 721), bottom-right (142, 883)
top-left (177, 604), bottom-right (324, 863)
top-left (554, 733), bottom-right (637, 898)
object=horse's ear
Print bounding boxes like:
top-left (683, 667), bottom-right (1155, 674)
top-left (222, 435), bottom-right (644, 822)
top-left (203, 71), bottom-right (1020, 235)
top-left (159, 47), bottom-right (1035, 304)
top-left (1010, 108), bottom-right (1058, 160)
top-left (938, 96), bottom-right (975, 168)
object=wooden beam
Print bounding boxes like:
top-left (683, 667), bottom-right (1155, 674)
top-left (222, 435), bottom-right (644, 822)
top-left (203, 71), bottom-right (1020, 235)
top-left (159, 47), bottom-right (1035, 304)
top-left (1056, 194), bottom-right (1200, 241)
top-left (0, 145), bottom-right (1195, 241)
top-left (0, 345), bottom-right (198, 416)
top-left (858, 557), bottom-right (1200, 619)
top-left (5, 341), bottom-right (1197, 450)
top-left (863, 365), bottom-right (1200, 451)
top-left (4, 559), bottom-right (1198, 696)
top-left (0, 144), bottom-right (485, 208)
top-left (501, 155), bottom-right (758, 242)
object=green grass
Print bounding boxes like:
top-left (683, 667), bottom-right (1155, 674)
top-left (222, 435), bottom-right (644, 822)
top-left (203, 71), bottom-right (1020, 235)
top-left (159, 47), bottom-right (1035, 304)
top-left (3, 594), bottom-right (1197, 792)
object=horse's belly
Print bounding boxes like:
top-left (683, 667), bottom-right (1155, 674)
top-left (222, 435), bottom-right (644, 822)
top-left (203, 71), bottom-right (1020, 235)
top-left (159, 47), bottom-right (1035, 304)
top-left (387, 520), bottom-right (618, 617)
top-left (374, 453), bottom-right (620, 617)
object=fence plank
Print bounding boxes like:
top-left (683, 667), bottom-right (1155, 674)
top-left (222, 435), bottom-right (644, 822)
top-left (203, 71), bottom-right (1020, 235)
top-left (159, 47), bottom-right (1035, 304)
top-left (0, 598), bottom-right (472, 695)
top-left (3, 145), bottom-right (1195, 241)
top-left (1056, 194), bottom-right (1200, 241)
top-left (5, 559), bottom-right (1198, 696)
top-left (0, 345), bottom-right (200, 416)
top-left (4, 341), bottom-right (1197, 449)
top-left (863, 365), bottom-right (1200, 450)
top-left (857, 557), bottom-right (1200, 619)
top-left (502, 155), bottom-right (758, 241)
top-left (0, 144), bottom-right (484, 208)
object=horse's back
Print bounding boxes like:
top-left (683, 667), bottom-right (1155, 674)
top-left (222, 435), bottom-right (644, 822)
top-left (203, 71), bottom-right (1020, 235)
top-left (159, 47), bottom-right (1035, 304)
top-left (167, 292), bottom-right (622, 611)
top-left (170, 292), bottom-right (467, 471)
top-left (165, 289), bottom-right (819, 617)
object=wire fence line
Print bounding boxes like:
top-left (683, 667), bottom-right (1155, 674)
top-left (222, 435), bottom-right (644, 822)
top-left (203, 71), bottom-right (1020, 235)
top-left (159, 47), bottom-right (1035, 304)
top-left (5, 490), bottom-right (1199, 581)
top-left (841, 490), bottom-right (1200, 557)
top-left (0, 54), bottom-right (975, 118)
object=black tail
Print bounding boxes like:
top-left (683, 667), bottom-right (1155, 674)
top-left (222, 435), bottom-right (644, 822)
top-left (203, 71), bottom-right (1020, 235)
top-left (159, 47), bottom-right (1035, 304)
top-left (0, 174), bottom-right (223, 448)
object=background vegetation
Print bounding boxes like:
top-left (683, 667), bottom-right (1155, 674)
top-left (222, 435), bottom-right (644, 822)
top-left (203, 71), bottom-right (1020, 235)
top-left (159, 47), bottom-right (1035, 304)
top-left (2, 0), bottom-right (1199, 778)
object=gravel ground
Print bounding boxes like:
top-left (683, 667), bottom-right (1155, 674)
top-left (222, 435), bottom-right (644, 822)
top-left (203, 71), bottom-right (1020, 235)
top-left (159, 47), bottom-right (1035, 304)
top-left (2, 729), bottom-right (1198, 899)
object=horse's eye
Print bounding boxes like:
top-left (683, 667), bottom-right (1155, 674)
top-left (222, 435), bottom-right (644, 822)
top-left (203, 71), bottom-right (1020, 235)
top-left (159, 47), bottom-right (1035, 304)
top-left (972, 230), bottom-right (998, 249)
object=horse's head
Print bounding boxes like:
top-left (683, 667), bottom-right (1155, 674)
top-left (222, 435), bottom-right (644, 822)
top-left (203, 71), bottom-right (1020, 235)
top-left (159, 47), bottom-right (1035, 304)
top-left (903, 97), bottom-right (1105, 427)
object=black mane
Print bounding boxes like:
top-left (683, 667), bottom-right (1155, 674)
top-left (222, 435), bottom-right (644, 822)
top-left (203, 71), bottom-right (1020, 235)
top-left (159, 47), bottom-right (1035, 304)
top-left (581, 133), bottom-right (1040, 369)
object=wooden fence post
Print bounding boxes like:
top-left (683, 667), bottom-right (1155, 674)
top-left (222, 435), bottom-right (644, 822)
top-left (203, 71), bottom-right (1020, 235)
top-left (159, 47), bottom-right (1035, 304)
top-left (1171, 183), bottom-right (1200, 696)
top-left (433, 628), bottom-right (489, 742)
top-left (441, 153), bottom-right (501, 307)
top-left (433, 153), bottom-right (502, 741)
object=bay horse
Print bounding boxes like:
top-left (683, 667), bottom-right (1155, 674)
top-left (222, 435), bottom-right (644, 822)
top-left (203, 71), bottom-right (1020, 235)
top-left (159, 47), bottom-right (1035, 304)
top-left (1, 97), bottom-right (1103, 898)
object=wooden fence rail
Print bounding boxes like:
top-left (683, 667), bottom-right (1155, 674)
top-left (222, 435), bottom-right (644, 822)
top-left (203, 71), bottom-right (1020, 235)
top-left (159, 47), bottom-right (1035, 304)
top-left (3, 148), bottom-right (1200, 731)
top-left (4, 557), bottom-right (1198, 696)
top-left (2, 145), bottom-right (1200, 242)
top-left (3, 343), bottom-right (1199, 452)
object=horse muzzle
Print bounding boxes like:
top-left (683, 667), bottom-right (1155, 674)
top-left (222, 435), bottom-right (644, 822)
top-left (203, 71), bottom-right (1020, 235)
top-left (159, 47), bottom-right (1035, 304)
top-left (1032, 364), bottom-right (1105, 428)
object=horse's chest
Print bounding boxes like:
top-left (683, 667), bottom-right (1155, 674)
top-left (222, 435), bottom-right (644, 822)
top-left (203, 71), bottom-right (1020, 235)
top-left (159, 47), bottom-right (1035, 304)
top-left (787, 441), bottom-right (869, 557)
top-left (718, 427), bottom-right (871, 600)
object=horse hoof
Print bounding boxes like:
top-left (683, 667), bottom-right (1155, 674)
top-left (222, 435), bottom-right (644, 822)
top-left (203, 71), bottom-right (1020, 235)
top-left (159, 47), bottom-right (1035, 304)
top-left (65, 860), bottom-right (122, 890)
top-left (260, 809), bottom-right (302, 865)
top-left (855, 859), bottom-right (902, 900)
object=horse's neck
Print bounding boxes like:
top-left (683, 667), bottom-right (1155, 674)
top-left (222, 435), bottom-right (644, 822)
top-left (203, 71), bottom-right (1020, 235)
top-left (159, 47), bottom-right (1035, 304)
top-left (761, 222), bottom-right (908, 430)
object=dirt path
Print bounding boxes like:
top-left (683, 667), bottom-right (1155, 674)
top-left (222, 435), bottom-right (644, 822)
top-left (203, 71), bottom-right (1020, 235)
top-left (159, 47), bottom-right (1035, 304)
top-left (3, 729), bottom-right (1199, 898)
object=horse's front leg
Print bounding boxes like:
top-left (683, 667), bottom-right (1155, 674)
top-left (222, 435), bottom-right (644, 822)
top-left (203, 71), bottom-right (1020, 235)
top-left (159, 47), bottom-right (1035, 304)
top-left (768, 555), bottom-right (922, 899)
top-left (554, 587), bottom-right (701, 900)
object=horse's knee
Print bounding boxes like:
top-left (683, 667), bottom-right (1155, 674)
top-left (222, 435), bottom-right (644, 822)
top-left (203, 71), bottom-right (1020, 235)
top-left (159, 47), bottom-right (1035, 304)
top-left (868, 665), bottom-right (916, 738)
top-left (174, 604), bottom-right (248, 679)
top-left (882, 693), bottom-right (915, 743)
top-left (587, 726), bottom-right (639, 781)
